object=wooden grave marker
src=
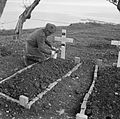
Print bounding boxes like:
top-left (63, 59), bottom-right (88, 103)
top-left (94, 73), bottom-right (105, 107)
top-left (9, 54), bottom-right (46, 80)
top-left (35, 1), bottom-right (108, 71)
top-left (111, 40), bottom-right (120, 67)
top-left (55, 29), bottom-right (74, 59)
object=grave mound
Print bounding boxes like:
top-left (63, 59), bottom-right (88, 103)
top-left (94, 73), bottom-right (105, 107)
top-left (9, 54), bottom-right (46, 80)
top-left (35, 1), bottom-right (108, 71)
top-left (0, 58), bottom-right (75, 101)
top-left (86, 66), bottom-right (120, 118)
top-left (0, 59), bottom-right (94, 119)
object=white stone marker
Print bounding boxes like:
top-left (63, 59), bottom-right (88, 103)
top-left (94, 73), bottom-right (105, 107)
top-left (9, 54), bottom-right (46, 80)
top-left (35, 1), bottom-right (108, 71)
top-left (55, 29), bottom-right (74, 59)
top-left (75, 57), bottom-right (81, 64)
top-left (19, 95), bottom-right (29, 107)
top-left (76, 113), bottom-right (88, 119)
top-left (51, 50), bottom-right (57, 59)
top-left (111, 40), bottom-right (120, 67)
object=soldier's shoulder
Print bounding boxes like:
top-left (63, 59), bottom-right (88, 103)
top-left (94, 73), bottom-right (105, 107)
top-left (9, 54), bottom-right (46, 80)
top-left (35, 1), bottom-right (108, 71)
top-left (35, 28), bottom-right (45, 36)
top-left (29, 28), bottom-right (45, 38)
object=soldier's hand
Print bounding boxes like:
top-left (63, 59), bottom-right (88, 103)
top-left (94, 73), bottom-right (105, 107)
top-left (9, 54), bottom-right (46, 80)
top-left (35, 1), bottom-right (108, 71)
top-left (55, 48), bottom-right (61, 53)
top-left (51, 46), bottom-right (56, 51)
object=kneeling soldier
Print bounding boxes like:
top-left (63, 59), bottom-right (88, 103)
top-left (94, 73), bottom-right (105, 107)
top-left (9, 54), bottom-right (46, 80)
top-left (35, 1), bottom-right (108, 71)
top-left (24, 23), bottom-right (58, 66)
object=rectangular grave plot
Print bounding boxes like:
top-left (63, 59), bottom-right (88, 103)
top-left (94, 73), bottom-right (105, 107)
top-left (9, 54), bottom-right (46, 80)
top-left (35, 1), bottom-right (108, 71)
top-left (0, 75), bottom-right (46, 101)
top-left (0, 58), bottom-right (75, 101)
top-left (86, 66), bottom-right (120, 118)
top-left (0, 70), bottom-right (61, 101)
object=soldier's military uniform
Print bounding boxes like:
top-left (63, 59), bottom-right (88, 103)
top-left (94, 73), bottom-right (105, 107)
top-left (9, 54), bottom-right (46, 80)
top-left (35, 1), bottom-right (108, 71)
top-left (24, 23), bottom-right (56, 66)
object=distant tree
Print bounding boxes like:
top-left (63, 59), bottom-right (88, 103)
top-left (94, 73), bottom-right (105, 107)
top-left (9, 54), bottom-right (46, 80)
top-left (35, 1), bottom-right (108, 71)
top-left (107, 0), bottom-right (120, 11)
top-left (0, 0), bottom-right (7, 18)
top-left (15, 0), bottom-right (42, 38)
top-left (0, 0), bottom-right (41, 38)
top-left (0, 0), bottom-right (42, 39)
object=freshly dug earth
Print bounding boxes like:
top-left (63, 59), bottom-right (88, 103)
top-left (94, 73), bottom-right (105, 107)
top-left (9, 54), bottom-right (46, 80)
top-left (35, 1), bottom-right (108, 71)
top-left (0, 38), bottom-right (26, 79)
top-left (86, 66), bottom-right (120, 119)
top-left (0, 58), bottom-right (75, 100)
top-left (0, 59), bottom-right (94, 119)
top-left (1, 22), bottom-right (119, 119)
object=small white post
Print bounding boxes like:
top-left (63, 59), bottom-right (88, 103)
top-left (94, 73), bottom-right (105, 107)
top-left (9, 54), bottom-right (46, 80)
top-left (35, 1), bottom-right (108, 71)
top-left (75, 57), bottom-right (80, 64)
top-left (117, 51), bottom-right (120, 67)
top-left (96, 59), bottom-right (102, 67)
top-left (76, 113), bottom-right (88, 119)
top-left (111, 40), bottom-right (120, 67)
top-left (61, 45), bottom-right (65, 59)
top-left (55, 29), bottom-right (73, 59)
top-left (19, 95), bottom-right (29, 107)
top-left (51, 50), bottom-right (57, 59)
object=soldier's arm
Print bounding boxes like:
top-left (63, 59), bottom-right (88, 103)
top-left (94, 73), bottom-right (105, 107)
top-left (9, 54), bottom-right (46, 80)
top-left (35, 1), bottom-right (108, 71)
top-left (45, 40), bottom-right (52, 48)
top-left (45, 39), bottom-right (58, 51)
top-left (37, 37), bottom-right (51, 55)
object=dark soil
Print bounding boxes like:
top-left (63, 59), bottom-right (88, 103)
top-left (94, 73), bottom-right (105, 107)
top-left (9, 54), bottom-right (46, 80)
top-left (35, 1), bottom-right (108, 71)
top-left (0, 59), bottom-right (94, 119)
top-left (0, 58), bottom-right (75, 100)
top-left (86, 66), bottom-right (120, 119)
top-left (0, 38), bottom-right (26, 79)
top-left (0, 23), bottom-right (120, 119)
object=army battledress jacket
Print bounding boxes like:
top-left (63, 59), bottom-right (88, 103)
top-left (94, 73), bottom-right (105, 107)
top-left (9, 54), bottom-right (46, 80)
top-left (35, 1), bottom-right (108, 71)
top-left (26, 28), bottom-right (52, 60)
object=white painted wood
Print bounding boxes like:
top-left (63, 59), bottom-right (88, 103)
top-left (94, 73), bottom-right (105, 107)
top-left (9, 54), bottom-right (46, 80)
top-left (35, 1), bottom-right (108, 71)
top-left (76, 113), bottom-right (88, 119)
top-left (0, 92), bottom-right (19, 104)
top-left (55, 37), bottom-right (73, 44)
top-left (84, 93), bottom-right (90, 101)
top-left (19, 95), bottom-right (29, 107)
top-left (111, 40), bottom-right (120, 67)
top-left (75, 57), bottom-right (80, 64)
top-left (111, 40), bottom-right (120, 46)
top-left (117, 51), bottom-right (120, 67)
top-left (76, 65), bottom-right (98, 118)
top-left (61, 46), bottom-right (65, 59)
top-left (62, 29), bottom-right (66, 38)
top-left (0, 63), bottom-right (36, 84)
top-left (51, 51), bottom-right (57, 59)
top-left (55, 29), bottom-right (73, 59)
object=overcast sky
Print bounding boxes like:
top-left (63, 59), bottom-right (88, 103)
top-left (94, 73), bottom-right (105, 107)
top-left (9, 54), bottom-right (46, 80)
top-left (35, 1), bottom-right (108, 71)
top-left (5, 0), bottom-right (115, 12)
top-left (1, 0), bottom-right (120, 29)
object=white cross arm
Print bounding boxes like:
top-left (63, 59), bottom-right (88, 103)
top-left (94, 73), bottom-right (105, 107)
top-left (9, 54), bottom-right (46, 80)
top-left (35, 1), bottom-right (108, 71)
top-left (111, 40), bottom-right (120, 46)
top-left (55, 37), bottom-right (73, 43)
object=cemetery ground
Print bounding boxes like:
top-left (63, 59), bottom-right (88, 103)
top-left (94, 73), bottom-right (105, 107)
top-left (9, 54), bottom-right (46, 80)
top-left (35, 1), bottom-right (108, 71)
top-left (0, 22), bottom-right (120, 119)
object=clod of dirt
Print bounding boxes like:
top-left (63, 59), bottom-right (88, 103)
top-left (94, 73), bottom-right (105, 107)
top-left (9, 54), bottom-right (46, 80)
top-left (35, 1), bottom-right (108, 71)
top-left (0, 45), bottom-right (12, 57)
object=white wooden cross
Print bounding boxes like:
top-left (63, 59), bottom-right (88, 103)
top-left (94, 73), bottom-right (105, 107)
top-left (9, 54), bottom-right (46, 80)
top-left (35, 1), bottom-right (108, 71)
top-left (55, 29), bottom-right (74, 59)
top-left (111, 40), bottom-right (120, 67)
